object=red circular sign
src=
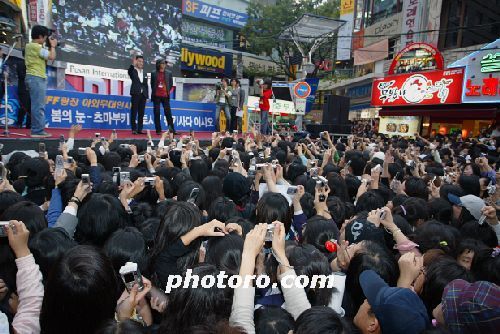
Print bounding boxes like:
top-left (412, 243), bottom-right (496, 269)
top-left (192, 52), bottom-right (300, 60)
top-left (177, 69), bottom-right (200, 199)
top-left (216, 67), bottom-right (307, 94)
top-left (294, 82), bottom-right (311, 99)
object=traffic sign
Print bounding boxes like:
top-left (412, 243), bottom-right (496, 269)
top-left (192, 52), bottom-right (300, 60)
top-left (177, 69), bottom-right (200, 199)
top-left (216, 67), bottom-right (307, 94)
top-left (293, 82), bottom-right (311, 99)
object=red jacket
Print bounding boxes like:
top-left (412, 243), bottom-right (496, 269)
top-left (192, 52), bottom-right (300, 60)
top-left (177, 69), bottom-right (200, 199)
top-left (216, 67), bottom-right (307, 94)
top-left (259, 89), bottom-right (272, 111)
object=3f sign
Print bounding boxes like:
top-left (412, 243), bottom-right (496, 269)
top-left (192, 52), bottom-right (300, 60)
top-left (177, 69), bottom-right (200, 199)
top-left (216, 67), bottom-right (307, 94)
top-left (185, 0), bottom-right (199, 13)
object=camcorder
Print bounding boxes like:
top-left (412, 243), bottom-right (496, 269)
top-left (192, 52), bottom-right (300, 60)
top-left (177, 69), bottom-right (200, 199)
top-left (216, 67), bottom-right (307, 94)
top-left (119, 262), bottom-right (144, 292)
top-left (215, 82), bottom-right (223, 90)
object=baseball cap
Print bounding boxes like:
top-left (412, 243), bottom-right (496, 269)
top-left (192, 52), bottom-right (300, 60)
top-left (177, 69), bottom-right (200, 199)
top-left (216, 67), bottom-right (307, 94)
top-left (442, 279), bottom-right (500, 334)
top-left (447, 194), bottom-right (485, 220)
top-left (345, 219), bottom-right (385, 246)
top-left (359, 270), bottom-right (430, 334)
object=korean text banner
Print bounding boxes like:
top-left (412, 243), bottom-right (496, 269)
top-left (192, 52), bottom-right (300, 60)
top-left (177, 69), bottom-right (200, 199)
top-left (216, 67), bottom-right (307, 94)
top-left (45, 90), bottom-right (216, 131)
top-left (182, 0), bottom-right (248, 28)
top-left (371, 69), bottom-right (464, 107)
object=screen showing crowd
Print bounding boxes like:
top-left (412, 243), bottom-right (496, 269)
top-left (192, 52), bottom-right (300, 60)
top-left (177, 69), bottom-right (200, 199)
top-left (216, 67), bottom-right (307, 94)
top-left (51, 0), bottom-right (182, 70)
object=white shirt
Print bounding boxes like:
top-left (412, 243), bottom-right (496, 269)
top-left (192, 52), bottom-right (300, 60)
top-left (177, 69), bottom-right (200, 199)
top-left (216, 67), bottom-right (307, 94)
top-left (136, 68), bottom-right (143, 83)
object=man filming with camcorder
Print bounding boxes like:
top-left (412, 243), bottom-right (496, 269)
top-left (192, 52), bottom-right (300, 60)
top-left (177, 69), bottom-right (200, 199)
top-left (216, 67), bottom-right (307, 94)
top-left (25, 25), bottom-right (58, 138)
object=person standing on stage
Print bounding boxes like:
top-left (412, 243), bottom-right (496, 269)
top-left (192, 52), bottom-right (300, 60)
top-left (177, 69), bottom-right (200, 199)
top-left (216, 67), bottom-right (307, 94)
top-left (229, 78), bottom-right (245, 134)
top-left (214, 78), bottom-right (231, 132)
top-left (258, 78), bottom-right (272, 135)
top-left (150, 59), bottom-right (176, 135)
top-left (127, 54), bottom-right (148, 135)
top-left (25, 25), bottom-right (57, 138)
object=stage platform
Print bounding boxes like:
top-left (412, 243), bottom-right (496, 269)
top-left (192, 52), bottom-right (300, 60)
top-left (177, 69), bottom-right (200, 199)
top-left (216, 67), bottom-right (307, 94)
top-left (0, 128), bottom-right (215, 154)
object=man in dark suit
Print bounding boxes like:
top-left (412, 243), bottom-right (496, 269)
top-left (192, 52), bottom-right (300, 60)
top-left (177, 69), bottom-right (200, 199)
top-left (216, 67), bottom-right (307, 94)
top-left (127, 55), bottom-right (148, 134)
top-left (150, 59), bottom-right (176, 135)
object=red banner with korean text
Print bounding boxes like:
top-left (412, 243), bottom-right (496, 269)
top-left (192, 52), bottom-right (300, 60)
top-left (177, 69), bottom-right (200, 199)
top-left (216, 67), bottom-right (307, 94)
top-left (371, 69), bottom-right (464, 107)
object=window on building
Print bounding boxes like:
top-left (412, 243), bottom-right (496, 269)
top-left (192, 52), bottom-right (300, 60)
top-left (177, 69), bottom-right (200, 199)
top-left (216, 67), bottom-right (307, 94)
top-left (440, 0), bottom-right (500, 49)
top-left (367, 0), bottom-right (401, 26)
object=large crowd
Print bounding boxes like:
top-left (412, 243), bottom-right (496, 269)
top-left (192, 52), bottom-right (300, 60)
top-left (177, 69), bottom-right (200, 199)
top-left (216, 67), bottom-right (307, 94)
top-left (0, 123), bottom-right (499, 334)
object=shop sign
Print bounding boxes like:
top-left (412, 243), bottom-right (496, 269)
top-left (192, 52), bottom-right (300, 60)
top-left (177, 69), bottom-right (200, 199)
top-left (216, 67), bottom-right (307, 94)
top-left (364, 13), bottom-right (401, 46)
top-left (448, 39), bottom-right (500, 103)
top-left (371, 68), bottom-right (464, 107)
top-left (180, 47), bottom-right (233, 76)
top-left (182, 19), bottom-right (233, 49)
top-left (182, 0), bottom-right (248, 28)
top-left (379, 116), bottom-right (421, 138)
top-left (401, 0), bottom-right (423, 47)
top-left (336, 0), bottom-right (355, 61)
top-left (389, 42), bottom-right (444, 75)
top-left (347, 83), bottom-right (372, 99)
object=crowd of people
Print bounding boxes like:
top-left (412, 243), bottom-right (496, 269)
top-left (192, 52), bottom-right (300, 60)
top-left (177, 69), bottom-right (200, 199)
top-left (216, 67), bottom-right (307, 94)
top-left (0, 123), bottom-right (499, 334)
top-left (52, 0), bottom-right (182, 66)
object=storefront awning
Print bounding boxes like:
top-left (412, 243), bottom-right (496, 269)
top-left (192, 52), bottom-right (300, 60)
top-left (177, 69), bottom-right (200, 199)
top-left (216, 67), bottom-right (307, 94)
top-left (379, 104), bottom-right (499, 119)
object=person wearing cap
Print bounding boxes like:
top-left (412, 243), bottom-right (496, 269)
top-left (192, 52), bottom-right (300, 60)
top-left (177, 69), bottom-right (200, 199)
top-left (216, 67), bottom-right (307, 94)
top-left (433, 279), bottom-right (500, 333)
top-left (354, 269), bottom-right (430, 334)
top-left (150, 59), bottom-right (176, 135)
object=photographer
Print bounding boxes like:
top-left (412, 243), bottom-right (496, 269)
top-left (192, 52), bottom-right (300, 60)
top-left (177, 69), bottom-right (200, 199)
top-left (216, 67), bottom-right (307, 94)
top-left (25, 25), bottom-right (57, 138)
top-left (214, 78), bottom-right (231, 132)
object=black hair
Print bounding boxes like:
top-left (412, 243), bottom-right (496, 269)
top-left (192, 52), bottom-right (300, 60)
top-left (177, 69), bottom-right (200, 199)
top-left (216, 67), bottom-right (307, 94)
top-left (326, 173), bottom-right (350, 202)
top-left (299, 192), bottom-right (316, 219)
top-left (130, 202), bottom-right (153, 227)
top-left (393, 197), bottom-right (430, 228)
top-left (403, 176), bottom-right (429, 200)
top-left (0, 190), bottom-right (23, 217)
top-left (458, 174), bottom-right (481, 197)
top-left (95, 319), bottom-right (145, 334)
top-left (459, 220), bottom-right (498, 248)
top-left (1, 201), bottom-right (47, 235)
top-left (427, 198), bottom-right (452, 224)
top-left (208, 196), bottom-right (240, 222)
top-left (326, 196), bottom-right (347, 229)
top-left (286, 163), bottom-right (307, 185)
top-left (75, 194), bottom-right (128, 247)
top-left (202, 175), bottom-right (224, 210)
top-left (155, 58), bottom-right (166, 70)
top-left (254, 306), bottom-right (294, 334)
top-left (29, 227), bottom-right (77, 281)
top-left (294, 306), bottom-right (350, 334)
top-left (471, 247), bottom-right (500, 285)
top-left (390, 194), bottom-right (408, 208)
top-left (150, 202), bottom-right (202, 286)
top-left (135, 55), bottom-right (144, 60)
top-left (302, 218), bottom-right (340, 262)
top-left (135, 217), bottom-right (160, 250)
top-left (256, 193), bottom-right (293, 232)
top-left (189, 159), bottom-right (209, 184)
top-left (225, 217), bottom-right (253, 238)
top-left (286, 244), bottom-right (334, 306)
top-left (421, 257), bottom-right (473, 317)
top-left (414, 220), bottom-right (460, 257)
top-left (101, 152), bottom-right (122, 171)
top-left (344, 174), bottom-right (361, 201)
top-left (40, 246), bottom-right (118, 334)
top-left (159, 263), bottom-right (231, 333)
top-left (177, 181), bottom-right (206, 209)
top-left (103, 227), bottom-right (148, 278)
top-left (31, 25), bottom-right (49, 39)
top-left (205, 233), bottom-right (244, 276)
top-left (355, 191), bottom-right (385, 213)
top-left (345, 241), bottom-right (399, 313)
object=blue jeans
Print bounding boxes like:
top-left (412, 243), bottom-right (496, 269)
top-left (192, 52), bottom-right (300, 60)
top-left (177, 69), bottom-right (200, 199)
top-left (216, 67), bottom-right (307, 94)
top-left (215, 103), bottom-right (231, 132)
top-left (26, 75), bottom-right (47, 134)
top-left (261, 109), bottom-right (270, 135)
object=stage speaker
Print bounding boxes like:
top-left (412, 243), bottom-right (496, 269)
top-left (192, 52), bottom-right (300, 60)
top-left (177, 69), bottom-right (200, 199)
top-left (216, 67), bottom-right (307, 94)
top-left (322, 95), bottom-right (350, 125)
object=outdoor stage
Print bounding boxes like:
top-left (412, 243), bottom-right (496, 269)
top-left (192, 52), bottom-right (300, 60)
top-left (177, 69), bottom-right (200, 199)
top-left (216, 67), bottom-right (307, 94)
top-left (0, 128), bottom-right (215, 154)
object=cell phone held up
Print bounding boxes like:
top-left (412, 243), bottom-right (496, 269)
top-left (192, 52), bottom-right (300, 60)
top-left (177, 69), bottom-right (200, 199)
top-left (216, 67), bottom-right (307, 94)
top-left (119, 262), bottom-right (144, 292)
